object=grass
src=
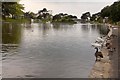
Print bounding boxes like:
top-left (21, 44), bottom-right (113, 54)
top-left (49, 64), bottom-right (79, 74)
top-left (2, 18), bottom-right (30, 23)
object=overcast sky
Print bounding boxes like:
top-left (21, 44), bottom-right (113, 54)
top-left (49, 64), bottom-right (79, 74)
top-left (19, 0), bottom-right (117, 18)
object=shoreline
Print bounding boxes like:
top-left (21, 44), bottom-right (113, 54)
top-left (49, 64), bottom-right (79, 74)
top-left (89, 24), bottom-right (119, 78)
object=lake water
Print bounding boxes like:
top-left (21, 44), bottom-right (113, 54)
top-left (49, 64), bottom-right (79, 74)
top-left (2, 22), bottom-right (109, 78)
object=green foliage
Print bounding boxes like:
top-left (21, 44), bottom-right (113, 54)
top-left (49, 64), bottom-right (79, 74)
top-left (3, 18), bottom-right (29, 23)
top-left (24, 11), bottom-right (36, 19)
top-left (100, 1), bottom-right (120, 22)
top-left (110, 1), bottom-right (120, 22)
top-left (37, 8), bottom-right (52, 22)
top-left (101, 6), bottom-right (110, 18)
top-left (93, 1), bottom-right (120, 23)
top-left (2, 2), bottom-right (24, 19)
top-left (81, 12), bottom-right (91, 20)
top-left (52, 13), bottom-right (77, 24)
top-left (37, 8), bottom-right (77, 24)
top-left (90, 0), bottom-right (120, 23)
top-left (90, 12), bottom-right (101, 21)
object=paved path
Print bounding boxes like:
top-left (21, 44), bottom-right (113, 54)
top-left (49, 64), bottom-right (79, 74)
top-left (109, 27), bottom-right (119, 78)
top-left (118, 27), bottom-right (120, 78)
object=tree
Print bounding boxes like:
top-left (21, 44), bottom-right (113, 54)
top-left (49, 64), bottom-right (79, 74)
top-left (101, 6), bottom-right (110, 18)
top-left (90, 12), bottom-right (101, 21)
top-left (100, 1), bottom-right (120, 22)
top-left (24, 11), bottom-right (36, 19)
top-left (52, 14), bottom-right (61, 22)
top-left (52, 13), bottom-right (77, 23)
top-left (37, 8), bottom-right (52, 22)
top-left (2, 2), bottom-right (24, 19)
top-left (38, 8), bottom-right (48, 19)
top-left (81, 12), bottom-right (91, 21)
top-left (110, 1), bottom-right (120, 22)
top-left (91, 0), bottom-right (120, 23)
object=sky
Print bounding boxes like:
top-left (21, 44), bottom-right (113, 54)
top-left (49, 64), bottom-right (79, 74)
top-left (19, 0), bottom-right (117, 18)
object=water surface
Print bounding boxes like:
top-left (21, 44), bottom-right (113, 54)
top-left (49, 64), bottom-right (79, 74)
top-left (2, 22), bottom-right (108, 78)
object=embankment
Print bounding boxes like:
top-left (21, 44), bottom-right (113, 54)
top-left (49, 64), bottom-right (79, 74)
top-left (89, 24), bottom-right (119, 78)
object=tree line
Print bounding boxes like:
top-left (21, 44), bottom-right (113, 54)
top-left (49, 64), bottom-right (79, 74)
top-left (3, 1), bottom-right (120, 24)
top-left (2, 2), bottom-right (77, 23)
top-left (2, 2), bottom-right (24, 19)
top-left (81, 0), bottom-right (120, 24)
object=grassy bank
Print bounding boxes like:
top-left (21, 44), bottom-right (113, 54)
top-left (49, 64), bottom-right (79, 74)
top-left (2, 18), bottom-right (30, 23)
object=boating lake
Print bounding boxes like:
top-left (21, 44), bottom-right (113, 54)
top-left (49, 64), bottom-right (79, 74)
top-left (2, 22), bottom-right (109, 78)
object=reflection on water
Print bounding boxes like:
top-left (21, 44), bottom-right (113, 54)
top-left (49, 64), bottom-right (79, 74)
top-left (81, 24), bottom-right (90, 34)
top-left (97, 24), bottom-right (109, 35)
top-left (2, 23), bottom-right (22, 44)
top-left (2, 22), bottom-right (109, 78)
top-left (41, 23), bottom-right (51, 36)
top-left (2, 23), bottom-right (108, 44)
